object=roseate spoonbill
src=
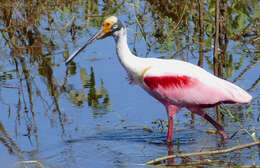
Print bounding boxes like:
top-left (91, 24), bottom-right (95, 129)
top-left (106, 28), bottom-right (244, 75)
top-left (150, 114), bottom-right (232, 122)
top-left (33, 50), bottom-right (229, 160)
top-left (65, 16), bottom-right (252, 142)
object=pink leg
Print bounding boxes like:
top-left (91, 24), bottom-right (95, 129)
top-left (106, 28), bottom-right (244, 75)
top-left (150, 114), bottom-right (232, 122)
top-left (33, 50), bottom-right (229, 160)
top-left (165, 105), bottom-right (179, 143)
top-left (167, 142), bottom-right (175, 165)
top-left (187, 107), bottom-right (228, 141)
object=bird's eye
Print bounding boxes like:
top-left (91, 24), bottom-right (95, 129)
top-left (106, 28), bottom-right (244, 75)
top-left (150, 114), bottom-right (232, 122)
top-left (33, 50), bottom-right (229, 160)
top-left (105, 22), bottom-right (111, 27)
top-left (112, 24), bottom-right (118, 29)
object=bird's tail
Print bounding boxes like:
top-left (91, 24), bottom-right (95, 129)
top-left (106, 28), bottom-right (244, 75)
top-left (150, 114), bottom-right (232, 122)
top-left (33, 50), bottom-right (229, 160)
top-left (222, 79), bottom-right (252, 104)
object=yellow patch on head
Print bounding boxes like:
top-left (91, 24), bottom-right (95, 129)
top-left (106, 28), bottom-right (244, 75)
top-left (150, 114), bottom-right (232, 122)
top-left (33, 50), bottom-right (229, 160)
top-left (103, 16), bottom-right (118, 33)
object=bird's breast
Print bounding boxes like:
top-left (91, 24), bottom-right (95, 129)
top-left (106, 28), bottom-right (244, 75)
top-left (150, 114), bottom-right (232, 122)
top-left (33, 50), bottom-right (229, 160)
top-left (124, 64), bottom-right (152, 85)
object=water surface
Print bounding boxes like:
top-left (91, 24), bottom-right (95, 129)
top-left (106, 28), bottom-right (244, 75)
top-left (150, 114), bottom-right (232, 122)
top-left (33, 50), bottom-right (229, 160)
top-left (0, 1), bottom-right (259, 167)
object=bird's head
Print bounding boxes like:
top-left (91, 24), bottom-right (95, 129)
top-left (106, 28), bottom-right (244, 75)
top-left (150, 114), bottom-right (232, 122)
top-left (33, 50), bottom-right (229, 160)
top-left (100, 16), bottom-right (124, 39)
top-left (65, 16), bottom-right (124, 65)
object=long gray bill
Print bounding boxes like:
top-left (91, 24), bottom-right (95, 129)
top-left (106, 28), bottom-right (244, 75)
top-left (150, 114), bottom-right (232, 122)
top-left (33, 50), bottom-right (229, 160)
top-left (65, 29), bottom-right (104, 65)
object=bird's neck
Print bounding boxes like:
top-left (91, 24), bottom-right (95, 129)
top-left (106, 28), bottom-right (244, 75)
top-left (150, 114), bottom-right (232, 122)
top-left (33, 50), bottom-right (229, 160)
top-left (113, 28), bottom-right (138, 70)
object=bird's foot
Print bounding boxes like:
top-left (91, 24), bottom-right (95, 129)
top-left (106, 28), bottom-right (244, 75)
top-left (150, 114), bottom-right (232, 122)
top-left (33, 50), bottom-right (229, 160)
top-left (166, 138), bottom-right (173, 143)
top-left (166, 135), bottom-right (174, 144)
top-left (218, 130), bottom-right (228, 141)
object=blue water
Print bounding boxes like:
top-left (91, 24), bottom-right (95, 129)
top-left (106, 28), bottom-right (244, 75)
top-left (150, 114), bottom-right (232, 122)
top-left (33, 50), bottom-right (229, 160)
top-left (0, 3), bottom-right (259, 168)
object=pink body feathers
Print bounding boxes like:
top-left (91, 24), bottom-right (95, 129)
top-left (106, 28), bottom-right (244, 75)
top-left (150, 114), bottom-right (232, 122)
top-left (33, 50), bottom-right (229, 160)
top-left (143, 74), bottom-right (251, 107)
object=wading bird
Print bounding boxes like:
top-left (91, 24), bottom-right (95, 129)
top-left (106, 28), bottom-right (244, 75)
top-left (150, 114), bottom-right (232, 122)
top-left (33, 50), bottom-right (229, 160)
top-left (66, 16), bottom-right (252, 142)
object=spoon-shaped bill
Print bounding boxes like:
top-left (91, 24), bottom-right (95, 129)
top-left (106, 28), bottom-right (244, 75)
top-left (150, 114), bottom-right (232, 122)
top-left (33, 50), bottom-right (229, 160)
top-left (65, 28), bottom-right (105, 65)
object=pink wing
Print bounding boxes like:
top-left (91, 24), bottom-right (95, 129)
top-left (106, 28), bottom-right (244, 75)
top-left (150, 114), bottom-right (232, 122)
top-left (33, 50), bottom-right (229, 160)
top-left (143, 75), bottom-right (251, 107)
